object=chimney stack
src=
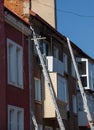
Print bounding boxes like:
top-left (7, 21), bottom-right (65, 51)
top-left (4, 0), bottom-right (30, 18)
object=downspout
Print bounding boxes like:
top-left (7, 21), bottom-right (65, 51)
top-left (28, 36), bottom-right (32, 130)
top-left (50, 35), bottom-right (53, 56)
top-left (28, 1), bottom-right (32, 129)
top-left (29, 0), bottom-right (31, 10)
top-left (54, 0), bottom-right (57, 29)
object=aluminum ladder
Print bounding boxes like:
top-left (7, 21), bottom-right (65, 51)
top-left (30, 26), bottom-right (66, 130)
top-left (67, 37), bottom-right (94, 130)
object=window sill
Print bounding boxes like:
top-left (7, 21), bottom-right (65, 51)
top-left (71, 75), bottom-right (76, 80)
top-left (34, 100), bottom-right (42, 105)
top-left (73, 112), bottom-right (78, 116)
top-left (64, 71), bottom-right (68, 77)
top-left (8, 81), bottom-right (24, 90)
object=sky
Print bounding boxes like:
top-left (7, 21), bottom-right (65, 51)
top-left (56, 0), bottom-right (94, 58)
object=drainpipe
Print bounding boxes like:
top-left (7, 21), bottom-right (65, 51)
top-left (50, 35), bottom-right (53, 56)
top-left (28, 36), bottom-right (32, 130)
top-left (29, 0), bottom-right (31, 10)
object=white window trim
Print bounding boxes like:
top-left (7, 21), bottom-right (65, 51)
top-left (7, 38), bottom-right (23, 89)
top-left (8, 105), bottom-right (24, 130)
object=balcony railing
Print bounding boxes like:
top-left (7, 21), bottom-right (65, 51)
top-left (78, 111), bottom-right (88, 126)
top-left (46, 56), bottom-right (64, 76)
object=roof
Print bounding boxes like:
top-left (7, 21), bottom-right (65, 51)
top-left (4, 5), bottom-right (94, 61)
top-left (29, 10), bottom-right (94, 61)
top-left (4, 5), bottom-right (30, 25)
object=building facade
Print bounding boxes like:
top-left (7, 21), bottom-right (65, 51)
top-left (0, 4), bottom-right (31, 129)
top-left (29, 12), bottom-right (79, 130)
top-left (0, 1), bottom-right (94, 130)
top-left (77, 57), bottom-right (94, 130)
top-left (31, 0), bottom-right (94, 129)
top-left (31, 0), bottom-right (56, 28)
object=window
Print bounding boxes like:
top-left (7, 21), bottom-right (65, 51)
top-left (72, 95), bottom-right (77, 113)
top-left (45, 126), bottom-right (53, 130)
top-left (8, 105), bottom-right (24, 130)
top-left (77, 93), bottom-right (83, 111)
top-left (56, 128), bottom-right (60, 130)
top-left (7, 38), bottom-right (23, 88)
top-left (33, 43), bottom-right (38, 55)
top-left (42, 42), bottom-right (50, 56)
top-left (77, 58), bottom-right (88, 88)
top-left (89, 63), bottom-right (94, 90)
top-left (38, 124), bottom-right (43, 130)
top-left (35, 78), bottom-right (42, 101)
top-left (63, 53), bottom-right (68, 73)
top-left (9, 109), bottom-right (15, 130)
top-left (77, 61), bottom-right (86, 75)
top-left (71, 61), bottom-right (75, 77)
top-left (81, 77), bottom-right (87, 87)
top-left (53, 46), bottom-right (59, 59)
top-left (58, 76), bottom-right (68, 102)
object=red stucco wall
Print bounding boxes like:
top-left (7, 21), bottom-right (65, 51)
top-left (5, 23), bottom-right (30, 130)
top-left (0, 1), bottom-right (7, 129)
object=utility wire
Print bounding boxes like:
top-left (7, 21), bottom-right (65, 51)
top-left (35, 1), bottom-right (94, 18)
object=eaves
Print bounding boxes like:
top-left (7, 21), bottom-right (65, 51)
top-left (29, 10), bottom-right (94, 62)
top-left (4, 6), bottom-right (31, 36)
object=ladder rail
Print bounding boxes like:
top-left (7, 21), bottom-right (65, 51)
top-left (67, 37), bottom-right (94, 130)
top-left (30, 26), bottom-right (65, 130)
top-left (28, 36), bottom-right (39, 130)
top-left (31, 111), bottom-right (39, 130)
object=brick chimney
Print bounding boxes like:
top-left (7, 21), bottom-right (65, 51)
top-left (4, 0), bottom-right (30, 18)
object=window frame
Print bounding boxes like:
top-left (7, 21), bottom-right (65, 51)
top-left (57, 76), bottom-right (68, 102)
top-left (7, 38), bottom-right (23, 88)
top-left (71, 61), bottom-right (76, 77)
top-left (53, 46), bottom-right (59, 59)
top-left (38, 124), bottom-right (43, 130)
top-left (63, 53), bottom-right (68, 73)
top-left (45, 126), bottom-right (53, 130)
top-left (8, 105), bottom-right (24, 130)
top-left (34, 78), bottom-right (42, 101)
top-left (72, 95), bottom-right (77, 114)
top-left (42, 42), bottom-right (50, 56)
